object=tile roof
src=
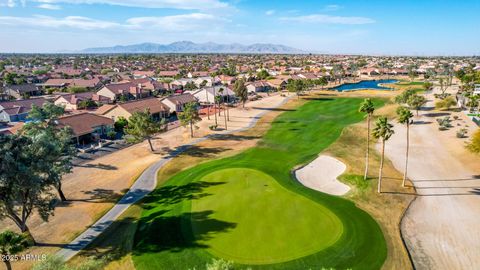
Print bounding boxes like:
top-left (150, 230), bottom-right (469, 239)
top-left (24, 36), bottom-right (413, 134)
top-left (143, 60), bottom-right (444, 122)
top-left (57, 112), bottom-right (113, 136)
top-left (118, 97), bottom-right (169, 114)
top-left (163, 93), bottom-right (197, 105)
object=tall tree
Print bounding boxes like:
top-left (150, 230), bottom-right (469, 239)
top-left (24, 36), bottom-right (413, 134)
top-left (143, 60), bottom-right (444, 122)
top-left (372, 117), bottom-right (395, 193)
top-left (0, 231), bottom-right (30, 270)
top-left (359, 98), bottom-right (376, 180)
top-left (407, 94), bottom-right (427, 116)
top-left (124, 110), bottom-right (165, 152)
top-left (286, 79), bottom-right (306, 99)
top-left (22, 103), bottom-right (75, 202)
top-left (396, 106), bottom-right (414, 187)
top-left (0, 135), bottom-right (56, 240)
top-left (218, 88), bottom-right (228, 130)
top-left (178, 102), bottom-right (202, 138)
top-left (233, 79), bottom-right (248, 108)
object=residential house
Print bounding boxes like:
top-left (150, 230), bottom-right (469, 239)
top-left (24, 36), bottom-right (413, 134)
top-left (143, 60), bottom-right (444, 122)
top-left (0, 97), bottom-right (47, 122)
top-left (96, 82), bottom-right (151, 102)
top-left (4, 84), bottom-right (43, 99)
top-left (267, 79), bottom-right (287, 90)
top-left (41, 78), bottom-right (101, 89)
top-left (161, 93), bottom-right (198, 113)
top-left (298, 73), bottom-right (318, 80)
top-left (56, 112), bottom-right (114, 145)
top-left (54, 92), bottom-right (110, 111)
top-left (246, 81), bottom-right (271, 93)
top-left (158, 70), bottom-right (179, 78)
top-left (186, 86), bottom-right (235, 104)
top-left (133, 70), bottom-right (155, 79)
top-left (216, 75), bottom-right (236, 85)
top-left (95, 97), bottom-right (170, 122)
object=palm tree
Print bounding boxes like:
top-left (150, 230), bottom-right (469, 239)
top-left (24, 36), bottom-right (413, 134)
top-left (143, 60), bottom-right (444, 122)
top-left (372, 117), bottom-right (395, 193)
top-left (0, 231), bottom-right (29, 270)
top-left (359, 98), bottom-right (376, 180)
top-left (213, 87), bottom-right (218, 126)
top-left (397, 107), bottom-right (414, 187)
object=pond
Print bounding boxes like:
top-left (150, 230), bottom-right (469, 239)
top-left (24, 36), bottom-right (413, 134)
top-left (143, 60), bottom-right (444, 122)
top-left (333, 79), bottom-right (398, 91)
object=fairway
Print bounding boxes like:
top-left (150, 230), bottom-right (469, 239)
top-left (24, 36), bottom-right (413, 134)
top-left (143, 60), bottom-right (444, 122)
top-left (192, 168), bottom-right (342, 264)
top-left (132, 97), bottom-right (387, 270)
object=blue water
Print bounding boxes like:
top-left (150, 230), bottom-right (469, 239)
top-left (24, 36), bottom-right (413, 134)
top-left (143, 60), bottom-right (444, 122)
top-left (333, 79), bottom-right (398, 91)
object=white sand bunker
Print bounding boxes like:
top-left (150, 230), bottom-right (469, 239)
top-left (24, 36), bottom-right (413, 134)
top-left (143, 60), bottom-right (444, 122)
top-left (295, 155), bottom-right (350, 196)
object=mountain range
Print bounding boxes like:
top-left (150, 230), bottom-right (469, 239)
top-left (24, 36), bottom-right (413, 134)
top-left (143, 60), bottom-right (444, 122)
top-left (82, 41), bottom-right (305, 54)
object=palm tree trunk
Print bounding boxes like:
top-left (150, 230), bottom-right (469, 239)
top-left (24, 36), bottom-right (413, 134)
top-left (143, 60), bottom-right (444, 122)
top-left (205, 91), bottom-right (210, 120)
top-left (57, 182), bottom-right (67, 202)
top-left (4, 260), bottom-right (12, 270)
top-left (364, 114), bottom-right (371, 180)
top-left (147, 138), bottom-right (154, 152)
top-left (378, 140), bottom-right (385, 193)
top-left (214, 101), bottom-right (218, 126)
top-left (223, 103), bottom-right (227, 130)
top-left (403, 123), bottom-right (410, 187)
top-left (226, 96), bottom-right (230, 121)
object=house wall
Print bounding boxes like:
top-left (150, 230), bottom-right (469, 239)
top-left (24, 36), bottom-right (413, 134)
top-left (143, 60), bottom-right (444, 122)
top-left (161, 99), bottom-right (177, 113)
top-left (0, 111), bottom-right (11, 122)
top-left (54, 97), bottom-right (77, 111)
top-left (103, 107), bottom-right (132, 122)
top-left (192, 91), bottom-right (215, 104)
top-left (96, 87), bottom-right (116, 101)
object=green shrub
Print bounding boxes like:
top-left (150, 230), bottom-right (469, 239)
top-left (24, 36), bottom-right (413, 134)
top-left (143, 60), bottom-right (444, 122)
top-left (206, 259), bottom-right (234, 270)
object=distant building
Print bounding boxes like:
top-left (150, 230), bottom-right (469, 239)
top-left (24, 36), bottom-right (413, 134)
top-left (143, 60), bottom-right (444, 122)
top-left (54, 92), bottom-right (110, 111)
top-left (161, 93), bottom-right (198, 113)
top-left (95, 97), bottom-right (170, 121)
top-left (4, 84), bottom-right (43, 99)
top-left (96, 82), bottom-right (151, 102)
top-left (0, 98), bottom-right (47, 122)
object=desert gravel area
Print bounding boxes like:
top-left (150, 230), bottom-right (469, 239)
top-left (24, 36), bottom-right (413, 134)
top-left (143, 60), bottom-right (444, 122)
top-left (294, 155), bottom-right (350, 196)
top-left (382, 86), bottom-right (480, 270)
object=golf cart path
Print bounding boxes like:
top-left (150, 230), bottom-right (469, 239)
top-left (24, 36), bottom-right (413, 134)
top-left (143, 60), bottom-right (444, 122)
top-left (56, 95), bottom-right (292, 261)
top-left (294, 155), bottom-right (350, 196)
top-left (382, 86), bottom-right (480, 269)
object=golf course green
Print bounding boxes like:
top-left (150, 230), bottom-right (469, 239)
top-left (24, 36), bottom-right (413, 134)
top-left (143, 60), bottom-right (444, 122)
top-left (132, 97), bottom-right (387, 270)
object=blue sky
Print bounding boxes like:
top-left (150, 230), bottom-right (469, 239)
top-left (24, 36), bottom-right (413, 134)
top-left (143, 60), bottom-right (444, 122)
top-left (0, 0), bottom-right (479, 55)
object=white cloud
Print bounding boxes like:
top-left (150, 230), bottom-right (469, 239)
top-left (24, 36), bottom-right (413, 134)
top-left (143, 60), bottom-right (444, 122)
top-left (126, 13), bottom-right (228, 31)
top-left (0, 15), bottom-right (122, 29)
top-left (5, 0), bottom-right (230, 10)
top-left (265, 9), bottom-right (275, 16)
top-left (37, 3), bottom-right (61, 9)
top-left (0, 13), bottom-right (229, 31)
top-left (280, 14), bottom-right (375, 25)
top-left (323, 4), bottom-right (341, 11)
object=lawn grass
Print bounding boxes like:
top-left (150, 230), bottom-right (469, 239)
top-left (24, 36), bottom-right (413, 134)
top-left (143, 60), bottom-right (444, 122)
top-left (396, 81), bottom-right (425, 86)
top-left (192, 168), bottom-right (343, 264)
top-left (131, 97), bottom-right (388, 270)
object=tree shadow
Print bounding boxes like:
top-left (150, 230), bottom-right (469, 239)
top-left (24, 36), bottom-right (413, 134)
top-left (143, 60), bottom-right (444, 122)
top-left (160, 145), bottom-right (232, 159)
top-left (209, 133), bottom-right (260, 141)
top-left (142, 181), bottom-right (226, 207)
top-left (250, 106), bottom-right (296, 112)
top-left (133, 210), bottom-right (236, 254)
top-left (413, 121), bottom-right (432, 125)
top-left (74, 163), bottom-right (118, 170)
top-left (60, 188), bottom-right (122, 205)
top-left (301, 97), bottom-right (335, 101)
top-left (423, 112), bottom-right (451, 117)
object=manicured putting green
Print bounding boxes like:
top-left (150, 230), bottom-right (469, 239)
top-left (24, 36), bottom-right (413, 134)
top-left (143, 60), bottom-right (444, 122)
top-left (192, 168), bottom-right (343, 264)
